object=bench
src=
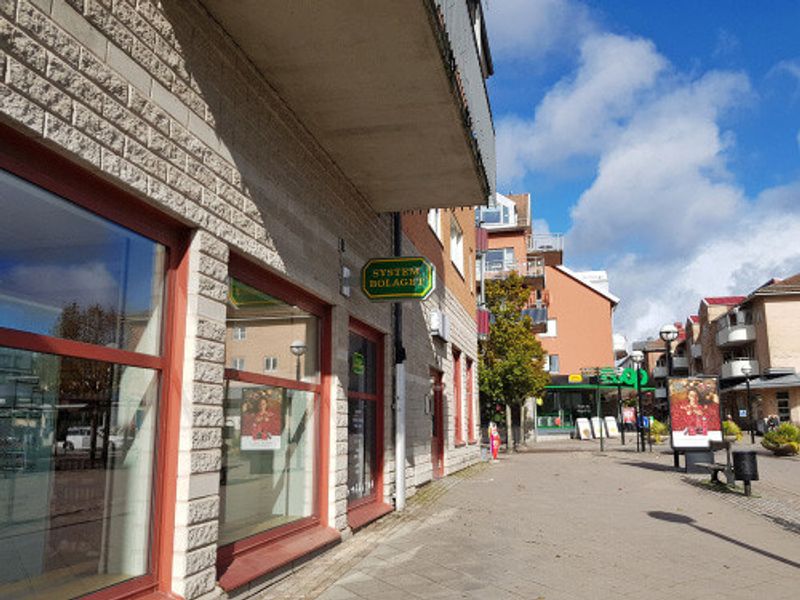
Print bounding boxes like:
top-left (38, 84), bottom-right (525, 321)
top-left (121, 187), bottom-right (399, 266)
top-left (694, 462), bottom-right (733, 485)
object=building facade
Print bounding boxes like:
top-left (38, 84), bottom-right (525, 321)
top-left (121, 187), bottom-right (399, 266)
top-left (0, 1), bottom-right (493, 598)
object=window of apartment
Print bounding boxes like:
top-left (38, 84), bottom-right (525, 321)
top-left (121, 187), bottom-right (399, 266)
top-left (264, 356), bottom-right (278, 372)
top-left (347, 321), bottom-right (384, 521)
top-left (232, 356), bottom-right (245, 370)
top-left (540, 318), bottom-right (558, 338)
top-left (478, 204), bottom-right (513, 226)
top-left (233, 326), bottom-right (246, 341)
top-left (0, 164), bottom-right (184, 599)
top-left (777, 392), bottom-right (790, 422)
top-left (485, 247), bottom-right (514, 271)
top-left (219, 271), bottom-right (323, 550)
top-left (427, 208), bottom-right (442, 241)
top-left (549, 355), bottom-right (561, 374)
top-left (450, 217), bottom-right (464, 276)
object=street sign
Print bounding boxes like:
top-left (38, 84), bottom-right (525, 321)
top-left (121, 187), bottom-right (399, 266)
top-left (361, 257), bottom-right (435, 301)
top-left (739, 409), bottom-right (747, 418)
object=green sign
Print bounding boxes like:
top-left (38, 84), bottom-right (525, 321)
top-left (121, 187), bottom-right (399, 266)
top-left (361, 257), bottom-right (435, 301)
top-left (599, 367), bottom-right (648, 388)
top-left (351, 352), bottom-right (365, 376)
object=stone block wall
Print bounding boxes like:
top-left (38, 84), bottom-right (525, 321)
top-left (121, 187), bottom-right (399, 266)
top-left (0, 0), bottom-right (480, 597)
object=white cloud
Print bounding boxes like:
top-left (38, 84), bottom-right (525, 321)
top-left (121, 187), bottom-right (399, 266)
top-left (5, 262), bottom-right (119, 309)
top-left (491, 5), bottom-right (800, 343)
top-left (484, 0), bottom-right (595, 62)
top-left (497, 34), bottom-right (667, 180)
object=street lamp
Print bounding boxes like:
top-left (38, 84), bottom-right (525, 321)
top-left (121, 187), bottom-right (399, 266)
top-left (659, 324), bottom-right (679, 465)
top-left (742, 365), bottom-right (754, 444)
top-left (290, 340), bottom-right (307, 381)
top-left (631, 350), bottom-right (645, 452)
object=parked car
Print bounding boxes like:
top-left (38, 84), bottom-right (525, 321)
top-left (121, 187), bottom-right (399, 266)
top-left (63, 427), bottom-right (124, 451)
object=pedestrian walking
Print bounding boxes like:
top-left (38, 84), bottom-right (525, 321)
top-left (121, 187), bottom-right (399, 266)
top-left (489, 422), bottom-right (500, 461)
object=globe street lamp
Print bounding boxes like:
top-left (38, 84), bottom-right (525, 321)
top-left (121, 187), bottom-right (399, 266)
top-left (742, 365), bottom-right (754, 444)
top-left (659, 324), bottom-right (679, 465)
top-left (290, 340), bottom-right (307, 381)
top-left (631, 350), bottom-right (645, 453)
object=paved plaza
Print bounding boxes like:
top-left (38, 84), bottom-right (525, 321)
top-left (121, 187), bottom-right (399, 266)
top-left (262, 442), bottom-right (800, 600)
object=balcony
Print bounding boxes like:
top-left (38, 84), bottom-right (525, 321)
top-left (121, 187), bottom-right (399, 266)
top-left (721, 359), bottom-right (759, 380)
top-left (672, 356), bottom-right (689, 371)
top-left (475, 227), bottom-right (489, 254)
top-left (522, 305), bottom-right (548, 334)
top-left (653, 366), bottom-right (667, 379)
top-left (716, 324), bottom-right (756, 347)
top-left (200, 0), bottom-right (495, 212)
top-left (527, 234), bottom-right (564, 266)
top-left (655, 388), bottom-right (667, 399)
top-left (691, 343), bottom-right (703, 359)
top-left (484, 259), bottom-right (545, 287)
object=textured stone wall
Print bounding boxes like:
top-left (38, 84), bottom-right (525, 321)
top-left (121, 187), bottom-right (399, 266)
top-left (0, 0), bottom-right (480, 597)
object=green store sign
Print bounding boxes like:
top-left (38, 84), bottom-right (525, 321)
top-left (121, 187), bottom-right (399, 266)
top-left (361, 257), bottom-right (435, 301)
top-left (599, 367), bottom-right (649, 388)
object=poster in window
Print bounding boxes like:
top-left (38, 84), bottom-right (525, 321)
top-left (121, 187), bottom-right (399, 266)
top-left (240, 388), bottom-right (282, 450)
top-left (668, 377), bottom-right (722, 449)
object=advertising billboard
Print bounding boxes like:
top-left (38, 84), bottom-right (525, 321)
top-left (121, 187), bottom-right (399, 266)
top-left (668, 377), bottom-right (722, 449)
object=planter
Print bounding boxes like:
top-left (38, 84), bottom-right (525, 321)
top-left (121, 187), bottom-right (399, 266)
top-left (761, 441), bottom-right (799, 456)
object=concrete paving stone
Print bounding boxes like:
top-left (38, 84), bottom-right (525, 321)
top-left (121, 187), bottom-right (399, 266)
top-left (259, 445), bottom-right (799, 600)
top-left (314, 586), bottom-right (361, 600)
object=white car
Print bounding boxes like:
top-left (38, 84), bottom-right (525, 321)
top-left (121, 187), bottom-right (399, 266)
top-left (64, 427), bottom-right (124, 451)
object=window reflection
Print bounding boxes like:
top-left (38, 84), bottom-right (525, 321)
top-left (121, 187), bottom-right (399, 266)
top-left (0, 348), bottom-right (158, 599)
top-left (219, 382), bottom-right (317, 545)
top-left (0, 170), bottom-right (165, 356)
top-left (225, 279), bottom-right (319, 383)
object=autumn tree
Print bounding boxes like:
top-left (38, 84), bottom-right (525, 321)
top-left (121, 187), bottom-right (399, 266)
top-left (479, 273), bottom-right (549, 450)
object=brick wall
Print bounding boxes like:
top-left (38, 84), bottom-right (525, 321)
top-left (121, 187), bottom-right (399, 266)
top-left (0, 1), bottom-right (480, 597)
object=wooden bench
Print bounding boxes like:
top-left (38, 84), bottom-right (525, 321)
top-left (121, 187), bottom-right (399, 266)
top-left (694, 462), bottom-right (732, 484)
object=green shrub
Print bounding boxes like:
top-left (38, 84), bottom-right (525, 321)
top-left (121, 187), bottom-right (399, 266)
top-left (723, 420), bottom-right (742, 441)
top-left (762, 422), bottom-right (800, 456)
top-left (649, 418), bottom-right (669, 443)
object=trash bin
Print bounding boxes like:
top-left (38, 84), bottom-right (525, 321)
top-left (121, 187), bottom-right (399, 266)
top-left (733, 450), bottom-right (758, 496)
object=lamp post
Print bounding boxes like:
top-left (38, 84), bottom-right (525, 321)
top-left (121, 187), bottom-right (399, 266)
top-left (659, 324), bottom-right (679, 465)
top-left (631, 351), bottom-right (645, 453)
top-left (742, 365), bottom-right (754, 444)
top-left (290, 340), bottom-right (307, 381)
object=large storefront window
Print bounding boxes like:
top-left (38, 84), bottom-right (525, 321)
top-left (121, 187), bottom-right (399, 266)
top-left (219, 276), bottom-right (321, 546)
top-left (0, 169), bottom-right (171, 599)
top-left (347, 324), bottom-right (382, 506)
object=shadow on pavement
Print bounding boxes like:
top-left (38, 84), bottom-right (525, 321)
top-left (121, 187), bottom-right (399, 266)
top-left (648, 511), bottom-right (800, 570)
top-left (618, 460), bottom-right (676, 473)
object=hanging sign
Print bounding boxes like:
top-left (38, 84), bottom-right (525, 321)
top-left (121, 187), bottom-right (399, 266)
top-left (599, 367), bottom-right (648, 388)
top-left (361, 257), bottom-right (435, 301)
top-left (568, 374), bottom-right (583, 383)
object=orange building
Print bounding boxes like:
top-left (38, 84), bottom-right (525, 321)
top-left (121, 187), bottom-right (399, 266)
top-left (477, 193), bottom-right (618, 376)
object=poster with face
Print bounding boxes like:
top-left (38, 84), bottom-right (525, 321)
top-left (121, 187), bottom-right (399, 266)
top-left (622, 406), bottom-right (637, 425)
top-left (668, 377), bottom-right (722, 449)
top-left (240, 387), bottom-right (282, 450)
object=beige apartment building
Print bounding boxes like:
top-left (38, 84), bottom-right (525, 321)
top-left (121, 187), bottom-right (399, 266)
top-left (662, 277), bottom-right (800, 429)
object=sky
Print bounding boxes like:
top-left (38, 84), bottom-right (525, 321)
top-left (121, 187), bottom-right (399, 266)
top-left (484, 0), bottom-right (800, 344)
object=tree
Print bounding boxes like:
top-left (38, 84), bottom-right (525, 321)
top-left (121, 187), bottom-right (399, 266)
top-left (479, 273), bottom-right (549, 451)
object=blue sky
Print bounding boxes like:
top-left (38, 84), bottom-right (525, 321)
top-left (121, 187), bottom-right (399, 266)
top-left (485, 0), bottom-right (800, 342)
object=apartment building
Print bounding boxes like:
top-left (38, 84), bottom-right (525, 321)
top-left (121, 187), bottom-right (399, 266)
top-left (476, 193), bottom-right (618, 432)
top-left (0, 1), bottom-right (494, 598)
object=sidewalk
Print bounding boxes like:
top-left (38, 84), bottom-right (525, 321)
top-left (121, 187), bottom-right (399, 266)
top-left (260, 447), bottom-right (800, 600)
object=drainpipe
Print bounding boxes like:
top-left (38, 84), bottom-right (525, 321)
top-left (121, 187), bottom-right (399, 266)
top-left (393, 213), bottom-right (407, 510)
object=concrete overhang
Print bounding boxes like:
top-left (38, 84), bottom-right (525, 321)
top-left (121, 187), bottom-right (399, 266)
top-left (199, 1), bottom-right (495, 213)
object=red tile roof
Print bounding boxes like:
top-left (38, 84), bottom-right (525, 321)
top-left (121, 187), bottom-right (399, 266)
top-left (689, 315), bottom-right (699, 323)
top-left (704, 296), bottom-right (746, 306)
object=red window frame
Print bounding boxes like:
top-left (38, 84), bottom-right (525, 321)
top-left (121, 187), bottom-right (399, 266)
top-left (453, 347), bottom-right (464, 446)
top-left (346, 318), bottom-right (392, 530)
top-left (216, 253), bottom-right (337, 590)
top-left (467, 357), bottom-right (476, 444)
top-left (0, 123), bottom-right (189, 600)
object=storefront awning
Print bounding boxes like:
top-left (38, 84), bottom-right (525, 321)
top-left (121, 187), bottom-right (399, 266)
top-left (727, 373), bottom-right (800, 392)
